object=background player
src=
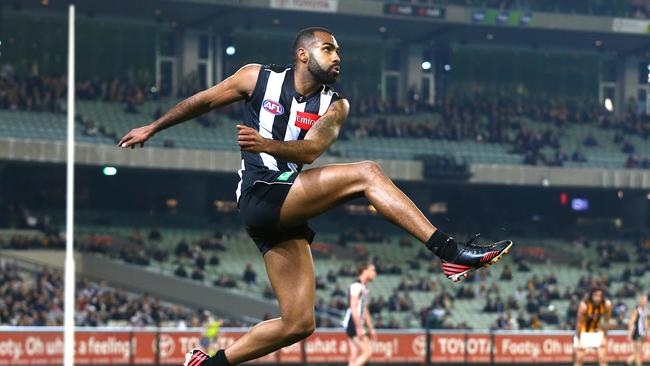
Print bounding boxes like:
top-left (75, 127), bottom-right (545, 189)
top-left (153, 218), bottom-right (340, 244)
top-left (627, 294), bottom-right (648, 366)
top-left (343, 263), bottom-right (377, 366)
top-left (574, 288), bottom-right (612, 366)
top-left (119, 27), bottom-right (512, 366)
top-left (200, 311), bottom-right (223, 356)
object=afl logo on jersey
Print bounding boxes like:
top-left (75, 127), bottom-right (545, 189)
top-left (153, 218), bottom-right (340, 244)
top-left (263, 99), bottom-right (285, 115)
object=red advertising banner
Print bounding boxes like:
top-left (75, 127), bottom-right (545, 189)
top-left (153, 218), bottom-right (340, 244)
top-left (493, 333), bottom-right (573, 363)
top-left (299, 331), bottom-right (426, 363)
top-left (2, 328), bottom-right (650, 364)
top-left (131, 331), bottom-right (156, 365)
top-left (0, 331), bottom-right (63, 365)
top-left (156, 331), bottom-right (279, 365)
top-left (430, 332), bottom-right (492, 363)
top-left (0, 331), bottom-right (147, 365)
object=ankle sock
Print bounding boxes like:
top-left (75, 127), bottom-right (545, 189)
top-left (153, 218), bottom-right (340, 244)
top-left (204, 350), bottom-right (232, 366)
top-left (425, 230), bottom-right (457, 259)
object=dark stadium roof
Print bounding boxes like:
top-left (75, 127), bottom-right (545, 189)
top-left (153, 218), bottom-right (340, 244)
top-left (9, 0), bottom-right (650, 56)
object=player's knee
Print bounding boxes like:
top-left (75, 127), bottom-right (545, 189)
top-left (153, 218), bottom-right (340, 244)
top-left (284, 316), bottom-right (315, 342)
top-left (358, 161), bottom-right (384, 183)
top-left (363, 348), bottom-right (372, 358)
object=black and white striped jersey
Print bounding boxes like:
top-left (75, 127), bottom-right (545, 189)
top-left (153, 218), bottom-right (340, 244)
top-left (342, 281), bottom-right (369, 329)
top-left (236, 64), bottom-right (343, 201)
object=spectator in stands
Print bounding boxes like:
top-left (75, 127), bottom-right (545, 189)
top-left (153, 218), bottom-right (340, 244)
top-left (331, 284), bottom-right (345, 297)
top-left (583, 133), bottom-right (599, 147)
top-left (176, 240), bottom-right (191, 257)
top-left (572, 149), bottom-right (588, 163)
top-left (213, 275), bottom-right (237, 288)
top-left (175, 265), bottom-right (188, 278)
top-left (243, 263), bottom-right (257, 286)
top-left (191, 269), bottom-right (205, 281)
top-left (195, 255), bottom-right (206, 271)
top-left (483, 297), bottom-right (496, 313)
top-left (622, 139), bottom-right (636, 154)
top-left (148, 228), bottom-right (162, 241)
top-left (326, 269), bottom-right (337, 283)
top-left (626, 155), bottom-right (639, 168)
top-left (315, 276), bottom-right (327, 290)
top-left (500, 265), bottom-right (513, 280)
top-left (209, 254), bottom-right (220, 266)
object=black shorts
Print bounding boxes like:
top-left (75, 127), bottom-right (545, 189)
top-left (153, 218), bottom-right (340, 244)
top-left (345, 319), bottom-right (357, 338)
top-left (238, 170), bottom-right (315, 255)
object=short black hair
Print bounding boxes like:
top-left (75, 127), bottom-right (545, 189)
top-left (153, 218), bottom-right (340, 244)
top-left (293, 27), bottom-right (334, 53)
top-left (588, 287), bottom-right (603, 302)
top-left (356, 261), bottom-right (374, 276)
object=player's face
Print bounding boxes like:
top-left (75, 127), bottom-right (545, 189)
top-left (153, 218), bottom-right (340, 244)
top-left (641, 295), bottom-right (648, 306)
top-left (592, 290), bottom-right (603, 304)
top-left (365, 265), bottom-right (377, 281)
top-left (307, 32), bottom-right (341, 84)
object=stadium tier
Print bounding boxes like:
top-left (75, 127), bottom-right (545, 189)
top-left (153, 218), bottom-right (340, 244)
top-left (2, 97), bottom-right (650, 169)
top-left (3, 224), bottom-right (644, 332)
top-left (0, 255), bottom-right (219, 327)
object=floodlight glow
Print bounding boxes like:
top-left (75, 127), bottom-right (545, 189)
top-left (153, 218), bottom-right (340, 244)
top-left (102, 166), bottom-right (117, 176)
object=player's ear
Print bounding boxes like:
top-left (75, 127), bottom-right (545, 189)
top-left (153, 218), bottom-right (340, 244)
top-left (297, 47), bottom-right (309, 63)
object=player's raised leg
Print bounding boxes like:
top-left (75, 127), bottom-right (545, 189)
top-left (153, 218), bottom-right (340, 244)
top-left (280, 161), bottom-right (513, 282)
top-left (185, 238), bottom-right (316, 366)
top-left (280, 161), bottom-right (432, 242)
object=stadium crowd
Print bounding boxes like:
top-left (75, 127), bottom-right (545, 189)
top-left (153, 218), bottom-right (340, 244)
top-left (345, 92), bottom-right (650, 169)
top-left (3, 64), bottom-right (650, 169)
top-left (0, 259), bottom-right (241, 327)
top-left (2, 223), bottom-right (649, 331)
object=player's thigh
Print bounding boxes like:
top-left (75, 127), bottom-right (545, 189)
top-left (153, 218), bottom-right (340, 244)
top-left (635, 341), bottom-right (642, 353)
top-left (280, 162), bottom-right (380, 226)
top-left (358, 335), bottom-right (371, 353)
top-left (263, 238), bottom-right (315, 322)
top-left (348, 339), bottom-right (360, 357)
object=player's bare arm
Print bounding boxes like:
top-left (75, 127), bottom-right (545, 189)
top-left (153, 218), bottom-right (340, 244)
top-left (364, 306), bottom-right (376, 339)
top-left (237, 98), bottom-right (349, 164)
top-left (576, 302), bottom-right (586, 337)
top-left (627, 308), bottom-right (637, 341)
top-left (349, 290), bottom-right (364, 337)
top-left (118, 64), bottom-right (260, 148)
top-left (603, 300), bottom-right (612, 337)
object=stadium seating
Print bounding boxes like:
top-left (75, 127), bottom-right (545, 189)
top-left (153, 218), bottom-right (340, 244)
top-left (68, 223), bottom-right (644, 330)
top-left (3, 98), bottom-right (647, 170)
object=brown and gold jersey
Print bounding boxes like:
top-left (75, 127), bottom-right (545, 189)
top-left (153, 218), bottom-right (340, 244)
top-left (581, 300), bottom-right (607, 333)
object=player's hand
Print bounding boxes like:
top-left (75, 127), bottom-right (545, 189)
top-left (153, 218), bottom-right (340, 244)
top-left (118, 125), bottom-right (155, 148)
top-left (369, 329), bottom-right (377, 340)
top-left (237, 124), bottom-right (268, 153)
top-left (356, 326), bottom-right (365, 338)
top-left (627, 334), bottom-right (633, 342)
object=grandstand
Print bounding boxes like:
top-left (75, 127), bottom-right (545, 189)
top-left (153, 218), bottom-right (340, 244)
top-left (3, 94), bottom-right (650, 168)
